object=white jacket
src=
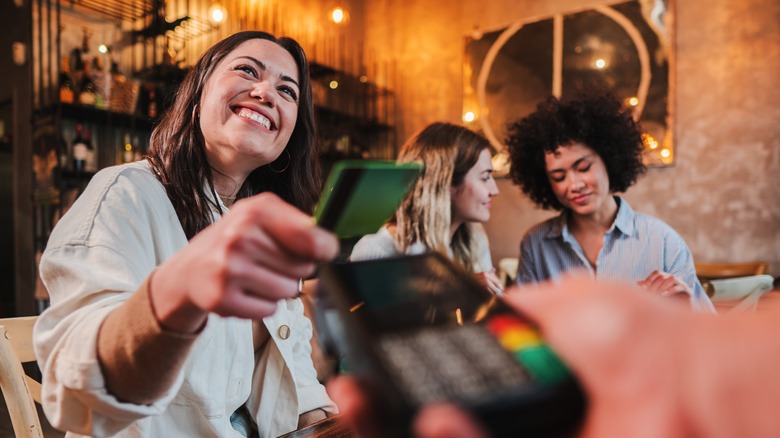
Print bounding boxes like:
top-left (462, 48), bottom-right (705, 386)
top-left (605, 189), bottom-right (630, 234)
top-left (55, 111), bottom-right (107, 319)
top-left (34, 160), bottom-right (335, 437)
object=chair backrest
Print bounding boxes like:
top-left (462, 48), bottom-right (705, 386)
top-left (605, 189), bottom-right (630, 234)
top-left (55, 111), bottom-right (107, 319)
top-left (695, 261), bottom-right (769, 280)
top-left (0, 316), bottom-right (44, 438)
top-left (708, 275), bottom-right (775, 314)
top-left (497, 257), bottom-right (520, 288)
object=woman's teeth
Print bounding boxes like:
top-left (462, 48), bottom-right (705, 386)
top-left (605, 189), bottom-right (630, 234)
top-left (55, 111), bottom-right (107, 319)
top-left (237, 108), bottom-right (272, 130)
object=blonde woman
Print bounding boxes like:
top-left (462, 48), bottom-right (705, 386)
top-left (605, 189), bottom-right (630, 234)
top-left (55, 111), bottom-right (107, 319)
top-left (350, 122), bottom-right (502, 294)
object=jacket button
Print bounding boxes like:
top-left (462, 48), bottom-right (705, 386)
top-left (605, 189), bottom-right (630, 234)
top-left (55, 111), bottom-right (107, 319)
top-left (278, 325), bottom-right (291, 340)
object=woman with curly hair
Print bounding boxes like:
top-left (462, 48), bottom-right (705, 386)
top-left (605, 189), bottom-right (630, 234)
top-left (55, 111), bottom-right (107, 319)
top-left (506, 92), bottom-right (714, 312)
top-left (350, 122), bottom-right (503, 295)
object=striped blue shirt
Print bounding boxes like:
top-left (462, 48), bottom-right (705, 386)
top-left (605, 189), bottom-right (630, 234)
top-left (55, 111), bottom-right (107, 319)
top-left (516, 197), bottom-right (716, 313)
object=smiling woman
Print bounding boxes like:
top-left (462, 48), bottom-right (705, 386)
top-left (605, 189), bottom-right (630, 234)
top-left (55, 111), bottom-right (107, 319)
top-left (350, 122), bottom-right (504, 296)
top-left (506, 92), bottom-right (715, 314)
top-left (198, 40), bottom-right (302, 196)
top-left (34, 31), bottom-right (338, 438)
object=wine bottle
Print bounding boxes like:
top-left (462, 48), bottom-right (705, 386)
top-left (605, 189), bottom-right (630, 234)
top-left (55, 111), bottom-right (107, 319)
top-left (72, 123), bottom-right (88, 173)
top-left (84, 128), bottom-right (97, 173)
top-left (59, 56), bottom-right (75, 104)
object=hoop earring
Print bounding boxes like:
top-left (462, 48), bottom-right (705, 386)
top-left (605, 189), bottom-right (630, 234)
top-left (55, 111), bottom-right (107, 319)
top-left (269, 149), bottom-right (290, 173)
top-left (191, 104), bottom-right (199, 127)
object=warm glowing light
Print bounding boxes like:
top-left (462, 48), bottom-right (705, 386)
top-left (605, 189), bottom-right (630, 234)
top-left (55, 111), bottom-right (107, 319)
top-left (125, 144), bottom-right (132, 151)
top-left (455, 308), bottom-right (463, 326)
top-left (595, 59), bottom-right (606, 69)
top-left (98, 44), bottom-right (109, 54)
top-left (359, 75), bottom-right (368, 83)
top-left (642, 133), bottom-right (659, 150)
top-left (463, 111), bottom-right (476, 123)
top-left (209, 3), bottom-right (226, 23)
top-left (329, 80), bottom-right (339, 89)
top-left (349, 302), bottom-right (365, 312)
top-left (628, 97), bottom-right (639, 107)
top-left (660, 148), bottom-right (671, 158)
top-left (331, 7), bottom-right (345, 24)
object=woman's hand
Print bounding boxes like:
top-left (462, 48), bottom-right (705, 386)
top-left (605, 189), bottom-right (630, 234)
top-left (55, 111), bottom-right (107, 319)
top-left (637, 270), bottom-right (692, 299)
top-left (474, 269), bottom-right (504, 295)
top-left (151, 193), bottom-right (339, 333)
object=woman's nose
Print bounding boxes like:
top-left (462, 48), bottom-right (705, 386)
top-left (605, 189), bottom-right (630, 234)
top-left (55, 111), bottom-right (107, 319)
top-left (489, 180), bottom-right (499, 197)
top-left (250, 81), bottom-right (275, 107)
top-left (568, 174), bottom-right (585, 191)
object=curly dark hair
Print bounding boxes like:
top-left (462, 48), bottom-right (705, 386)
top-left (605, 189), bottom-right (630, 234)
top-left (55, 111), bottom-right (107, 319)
top-left (506, 92), bottom-right (646, 211)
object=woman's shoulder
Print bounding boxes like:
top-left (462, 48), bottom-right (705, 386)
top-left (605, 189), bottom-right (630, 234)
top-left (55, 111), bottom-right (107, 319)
top-left (349, 226), bottom-right (400, 261)
top-left (47, 161), bottom-right (170, 248)
top-left (523, 214), bottom-right (563, 240)
top-left (79, 160), bottom-right (151, 193)
top-left (625, 209), bottom-right (690, 250)
top-left (78, 161), bottom-right (169, 215)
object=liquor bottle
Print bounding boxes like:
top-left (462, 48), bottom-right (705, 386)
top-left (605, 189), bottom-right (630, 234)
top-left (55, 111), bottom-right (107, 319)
top-left (72, 123), bottom-right (88, 173)
top-left (91, 56), bottom-right (107, 109)
top-left (70, 48), bottom-right (85, 103)
top-left (79, 60), bottom-right (98, 107)
top-left (59, 56), bottom-right (75, 104)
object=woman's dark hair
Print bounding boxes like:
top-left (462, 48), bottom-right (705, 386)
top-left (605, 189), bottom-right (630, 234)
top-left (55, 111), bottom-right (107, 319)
top-left (505, 92), bottom-right (646, 211)
top-left (147, 31), bottom-right (320, 239)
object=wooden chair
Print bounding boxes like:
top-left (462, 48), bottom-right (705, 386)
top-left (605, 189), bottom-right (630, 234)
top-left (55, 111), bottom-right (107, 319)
top-left (0, 316), bottom-right (44, 438)
top-left (707, 275), bottom-right (775, 314)
top-left (497, 257), bottom-right (520, 288)
top-left (695, 261), bottom-right (769, 281)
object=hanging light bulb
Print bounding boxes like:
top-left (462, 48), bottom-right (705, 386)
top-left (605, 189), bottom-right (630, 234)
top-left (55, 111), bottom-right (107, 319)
top-left (209, 2), bottom-right (226, 24)
top-left (331, 7), bottom-right (344, 23)
top-left (330, 6), bottom-right (349, 24)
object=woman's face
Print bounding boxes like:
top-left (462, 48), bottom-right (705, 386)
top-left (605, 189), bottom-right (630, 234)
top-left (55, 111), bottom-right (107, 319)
top-left (544, 142), bottom-right (612, 217)
top-left (451, 149), bottom-right (499, 226)
top-left (198, 39), bottom-right (300, 175)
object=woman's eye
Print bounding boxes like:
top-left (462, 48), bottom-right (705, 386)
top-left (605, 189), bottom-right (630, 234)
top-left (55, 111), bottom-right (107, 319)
top-left (578, 164), bottom-right (592, 172)
top-left (551, 175), bottom-right (565, 183)
top-left (278, 85), bottom-right (299, 101)
top-left (235, 65), bottom-right (257, 76)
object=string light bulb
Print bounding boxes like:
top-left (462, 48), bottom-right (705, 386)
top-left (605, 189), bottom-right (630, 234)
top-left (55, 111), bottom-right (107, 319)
top-left (330, 6), bottom-right (349, 24)
top-left (209, 2), bottom-right (226, 24)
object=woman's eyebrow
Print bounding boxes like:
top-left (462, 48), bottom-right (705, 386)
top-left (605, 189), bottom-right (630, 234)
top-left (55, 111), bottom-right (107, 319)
top-left (235, 55), bottom-right (300, 88)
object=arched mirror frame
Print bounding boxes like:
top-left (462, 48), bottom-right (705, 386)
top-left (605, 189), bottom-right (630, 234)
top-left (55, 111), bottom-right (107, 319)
top-left (463, 0), bottom-right (675, 174)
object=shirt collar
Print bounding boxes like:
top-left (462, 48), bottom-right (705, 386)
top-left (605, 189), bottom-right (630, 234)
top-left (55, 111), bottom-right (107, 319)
top-left (544, 196), bottom-right (636, 239)
top-left (611, 197), bottom-right (636, 237)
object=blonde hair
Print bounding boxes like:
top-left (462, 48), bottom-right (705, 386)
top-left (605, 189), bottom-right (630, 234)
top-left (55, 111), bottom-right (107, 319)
top-left (393, 122), bottom-right (491, 271)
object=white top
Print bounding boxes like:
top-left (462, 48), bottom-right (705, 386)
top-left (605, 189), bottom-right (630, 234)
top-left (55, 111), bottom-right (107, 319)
top-left (350, 225), bottom-right (494, 272)
top-left (34, 160), bottom-right (335, 438)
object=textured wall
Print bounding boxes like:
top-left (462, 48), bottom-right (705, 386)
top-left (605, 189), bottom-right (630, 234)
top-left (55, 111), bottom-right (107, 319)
top-left (364, 0), bottom-right (780, 275)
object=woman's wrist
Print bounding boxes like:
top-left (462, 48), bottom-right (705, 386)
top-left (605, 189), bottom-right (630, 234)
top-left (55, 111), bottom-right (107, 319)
top-left (149, 267), bottom-right (208, 334)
